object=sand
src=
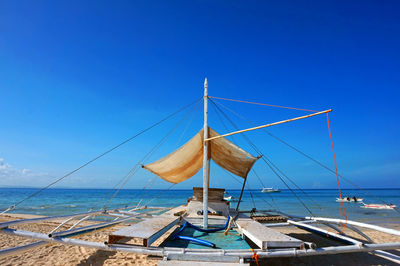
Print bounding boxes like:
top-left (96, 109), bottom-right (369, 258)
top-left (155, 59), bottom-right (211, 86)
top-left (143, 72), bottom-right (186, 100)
top-left (0, 213), bottom-right (399, 265)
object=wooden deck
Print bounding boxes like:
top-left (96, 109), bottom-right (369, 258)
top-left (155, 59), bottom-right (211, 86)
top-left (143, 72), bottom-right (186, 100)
top-left (235, 214), bottom-right (304, 249)
top-left (108, 206), bottom-right (185, 247)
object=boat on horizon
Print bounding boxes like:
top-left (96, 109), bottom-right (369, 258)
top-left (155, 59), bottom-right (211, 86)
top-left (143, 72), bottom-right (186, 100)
top-left (336, 197), bottom-right (363, 202)
top-left (261, 187), bottom-right (281, 193)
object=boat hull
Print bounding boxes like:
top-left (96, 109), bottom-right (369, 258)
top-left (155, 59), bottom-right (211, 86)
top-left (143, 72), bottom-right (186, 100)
top-left (361, 204), bottom-right (396, 210)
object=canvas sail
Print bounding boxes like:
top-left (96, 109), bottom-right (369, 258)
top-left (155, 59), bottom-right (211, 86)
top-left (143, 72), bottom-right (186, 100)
top-left (142, 128), bottom-right (258, 183)
top-left (208, 128), bottom-right (258, 178)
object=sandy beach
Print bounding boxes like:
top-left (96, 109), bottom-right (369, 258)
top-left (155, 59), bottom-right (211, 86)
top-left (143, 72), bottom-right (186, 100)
top-left (0, 213), bottom-right (157, 266)
top-left (0, 213), bottom-right (399, 266)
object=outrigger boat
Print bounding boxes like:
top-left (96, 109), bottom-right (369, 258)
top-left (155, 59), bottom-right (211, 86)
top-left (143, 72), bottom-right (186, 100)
top-left (1, 79), bottom-right (400, 265)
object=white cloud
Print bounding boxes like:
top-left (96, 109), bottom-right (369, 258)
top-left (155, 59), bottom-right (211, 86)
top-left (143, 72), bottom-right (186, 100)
top-left (0, 158), bottom-right (10, 170)
top-left (21, 169), bottom-right (30, 174)
top-left (0, 157), bottom-right (52, 187)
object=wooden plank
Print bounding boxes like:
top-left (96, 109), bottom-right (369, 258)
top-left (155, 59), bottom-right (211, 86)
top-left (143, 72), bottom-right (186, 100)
top-left (108, 206), bottom-right (186, 247)
top-left (235, 215), bottom-right (303, 249)
top-left (109, 216), bottom-right (179, 247)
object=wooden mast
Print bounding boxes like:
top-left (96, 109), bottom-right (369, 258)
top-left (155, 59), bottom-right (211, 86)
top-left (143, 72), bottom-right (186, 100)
top-left (202, 78), bottom-right (209, 229)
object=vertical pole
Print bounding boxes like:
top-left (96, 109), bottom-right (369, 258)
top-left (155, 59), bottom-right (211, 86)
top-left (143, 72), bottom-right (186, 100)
top-left (203, 78), bottom-right (209, 229)
top-left (207, 158), bottom-right (211, 187)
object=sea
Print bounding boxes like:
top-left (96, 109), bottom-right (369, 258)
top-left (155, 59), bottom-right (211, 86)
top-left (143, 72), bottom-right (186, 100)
top-left (1, 188), bottom-right (399, 226)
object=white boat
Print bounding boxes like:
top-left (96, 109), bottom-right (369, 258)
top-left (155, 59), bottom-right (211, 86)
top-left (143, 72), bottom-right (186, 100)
top-left (262, 187), bottom-right (281, 193)
top-left (1, 79), bottom-right (400, 264)
top-left (361, 203), bottom-right (396, 210)
top-left (336, 197), bottom-right (363, 202)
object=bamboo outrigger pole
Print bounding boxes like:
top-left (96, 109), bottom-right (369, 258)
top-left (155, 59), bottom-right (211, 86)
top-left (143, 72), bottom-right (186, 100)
top-left (202, 78), bottom-right (209, 229)
top-left (205, 109), bottom-right (332, 142)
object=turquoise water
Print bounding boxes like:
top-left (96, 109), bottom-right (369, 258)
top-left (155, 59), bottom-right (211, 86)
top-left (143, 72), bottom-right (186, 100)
top-left (0, 188), bottom-right (399, 225)
top-left (161, 228), bottom-right (250, 249)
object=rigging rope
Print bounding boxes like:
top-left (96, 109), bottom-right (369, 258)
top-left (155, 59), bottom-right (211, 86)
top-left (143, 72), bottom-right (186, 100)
top-left (210, 100), bottom-right (249, 210)
top-left (221, 145), bottom-right (278, 210)
top-left (93, 166), bottom-right (147, 211)
top-left (176, 101), bottom-right (202, 146)
top-left (208, 96), bottom-right (318, 112)
top-left (112, 175), bottom-right (158, 211)
top-left (252, 169), bottom-right (265, 188)
top-left (251, 169), bottom-right (279, 209)
top-left (248, 187), bottom-right (257, 209)
top-left (1, 98), bottom-right (202, 214)
top-left (226, 169), bottom-right (276, 210)
top-left (102, 100), bottom-right (203, 209)
top-left (326, 113), bottom-right (347, 231)
top-left (211, 99), bottom-right (400, 214)
top-left (141, 183), bottom-right (176, 207)
top-left (256, 158), bottom-right (324, 210)
top-left (265, 132), bottom-right (400, 214)
top-left (222, 154), bottom-right (278, 210)
top-left (129, 102), bottom-right (202, 207)
top-left (210, 99), bottom-right (314, 215)
top-left (105, 99), bottom-right (202, 210)
top-left (262, 156), bottom-right (314, 215)
top-left (251, 248), bottom-right (260, 266)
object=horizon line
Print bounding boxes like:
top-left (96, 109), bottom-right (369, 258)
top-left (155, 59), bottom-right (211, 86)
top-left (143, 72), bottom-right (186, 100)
top-left (0, 186), bottom-right (399, 190)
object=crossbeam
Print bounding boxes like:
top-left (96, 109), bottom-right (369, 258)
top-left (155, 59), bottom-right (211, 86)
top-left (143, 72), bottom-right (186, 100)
top-left (289, 220), bottom-right (400, 264)
top-left (0, 214), bottom-right (139, 258)
top-left (205, 109), bottom-right (332, 141)
top-left (288, 220), bottom-right (359, 245)
top-left (0, 205), bottom-right (153, 229)
top-left (2, 227), bottom-right (400, 258)
top-left (308, 217), bottom-right (400, 236)
top-left (0, 207), bottom-right (171, 258)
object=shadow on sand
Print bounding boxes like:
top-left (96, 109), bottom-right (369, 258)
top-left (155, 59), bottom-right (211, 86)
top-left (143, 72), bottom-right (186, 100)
top-left (77, 250), bottom-right (117, 266)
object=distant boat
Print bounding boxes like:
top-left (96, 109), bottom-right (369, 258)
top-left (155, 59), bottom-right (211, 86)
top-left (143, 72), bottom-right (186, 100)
top-left (261, 187), bottom-right (281, 193)
top-left (361, 203), bottom-right (396, 210)
top-left (336, 197), bottom-right (363, 202)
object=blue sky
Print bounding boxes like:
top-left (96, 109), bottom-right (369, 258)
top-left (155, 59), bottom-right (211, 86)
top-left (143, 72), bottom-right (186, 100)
top-left (0, 0), bottom-right (399, 189)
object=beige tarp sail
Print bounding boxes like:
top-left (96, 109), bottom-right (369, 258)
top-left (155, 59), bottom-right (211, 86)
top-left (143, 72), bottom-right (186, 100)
top-left (208, 128), bottom-right (258, 178)
top-left (143, 130), bottom-right (204, 184)
top-left (142, 127), bottom-right (258, 183)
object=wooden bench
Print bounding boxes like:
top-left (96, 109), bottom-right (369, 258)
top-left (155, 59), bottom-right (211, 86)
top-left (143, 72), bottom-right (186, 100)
top-left (108, 207), bottom-right (184, 247)
top-left (235, 215), bottom-right (304, 249)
